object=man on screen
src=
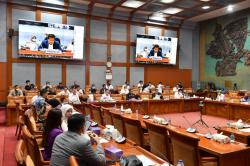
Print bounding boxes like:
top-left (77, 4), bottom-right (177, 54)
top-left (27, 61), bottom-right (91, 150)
top-left (148, 45), bottom-right (162, 58)
top-left (38, 34), bottom-right (62, 51)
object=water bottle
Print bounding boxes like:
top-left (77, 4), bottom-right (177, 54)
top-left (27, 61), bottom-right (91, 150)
top-left (177, 160), bottom-right (184, 166)
top-left (120, 105), bottom-right (123, 111)
top-left (230, 133), bottom-right (235, 142)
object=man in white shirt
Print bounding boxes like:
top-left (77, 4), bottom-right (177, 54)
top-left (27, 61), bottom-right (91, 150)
top-left (148, 82), bottom-right (155, 91)
top-left (157, 82), bottom-right (164, 94)
top-left (69, 89), bottom-right (81, 104)
top-left (137, 80), bottom-right (144, 93)
top-left (57, 87), bottom-right (70, 96)
top-left (216, 92), bottom-right (225, 101)
top-left (100, 90), bottom-right (113, 101)
top-left (120, 84), bottom-right (129, 95)
top-left (174, 89), bottom-right (184, 99)
top-left (43, 81), bottom-right (52, 89)
top-left (76, 85), bottom-right (84, 96)
top-left (105, 81), bottom-right (114, 91)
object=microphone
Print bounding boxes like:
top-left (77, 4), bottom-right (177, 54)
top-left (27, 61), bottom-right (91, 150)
top-left (182, 116), bottom-right (196, 133)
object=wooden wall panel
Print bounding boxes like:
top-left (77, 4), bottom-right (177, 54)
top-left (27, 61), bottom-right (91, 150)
top-left (0, 62), bottom-right (7, 102)
top-left (145, 65), bottom-right (192, 87)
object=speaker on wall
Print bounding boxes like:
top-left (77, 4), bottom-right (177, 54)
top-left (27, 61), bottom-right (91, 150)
top-left (8, 28), bottom-right (14, 38)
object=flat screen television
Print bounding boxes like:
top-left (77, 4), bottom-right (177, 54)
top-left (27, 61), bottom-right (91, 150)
top-left (18, 20), bottom-right (84, 60)
top-left (135, 34), bottom-right (178, 65)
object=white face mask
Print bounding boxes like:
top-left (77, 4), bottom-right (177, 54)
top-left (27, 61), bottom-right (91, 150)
top-left (31, 38), bottom-right (36, 42)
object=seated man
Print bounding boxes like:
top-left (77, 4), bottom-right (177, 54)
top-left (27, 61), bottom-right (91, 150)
top-left (241, 92), bottom-right (250, 102)
top-left (126, 89), bottom-right (140, 101)
top-left (43, 81), bottom-right (52, 89)
top-left (38, 34), bottom-right (62, 51)
top-left (56, 82), bottom-right (64, 90)
top-left (152, 89), bottom-right (163, 100)
top-left (100, 90), bottom-right (113, 101)
top-left (33, 89), bottom-right (49, 122)
top-left (100, 84), bottom-right (107, 94)
top-left (57, 87), bottom-right (70, 97)
top-left (8, 85), bottom-right (23, 96)
top-left (90, 84), bottom-right (97, 94)
top-left (157, 82), bottom-right (164, 94)
top-left (120, 84), bottom-right (129, 95)
top-left (137, 80), bottom-right (144, 93)
top-left (68, 88), bottom-right (81, 104)
top-left (50, 114), bottom-right (106, 166)
top-left (24, 80), bottom-right (35, 91)
top-left (148, 45), bottom-right (162, 58)
top-left (105, 81), bottom-right (114, 92)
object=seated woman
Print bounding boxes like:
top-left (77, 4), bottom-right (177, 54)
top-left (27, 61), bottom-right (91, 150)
top-left (61, 104), bottom-right (74, 131)
top-left (42, 108), bottom-right (63, 161)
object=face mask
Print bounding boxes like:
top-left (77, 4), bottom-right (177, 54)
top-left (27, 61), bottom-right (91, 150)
top-left (31, 38), bottom-right (36, 42)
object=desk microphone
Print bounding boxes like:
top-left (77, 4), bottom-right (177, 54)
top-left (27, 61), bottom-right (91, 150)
top-left (182, 116), bottom-right (196, 133)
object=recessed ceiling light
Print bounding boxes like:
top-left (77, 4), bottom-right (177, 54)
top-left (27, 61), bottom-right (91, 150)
top-left (162, 7), bottom-right (183, 14)
top-left (200, 0), bottom-right (210, 2)
top-left (121, 0), bottom-right (145, 8)
top-left (149, 13), bottom-right (167, 21)
top-left (202, 6), bottom-right (210, 10)
top-left (160, 0), bottom-right (175, 3)
top-left (227, 5), bottom-right (233, 12)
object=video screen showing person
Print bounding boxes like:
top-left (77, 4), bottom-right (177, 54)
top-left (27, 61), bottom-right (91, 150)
top-left (135, 34), bottom-right (178, 65)
top-left (18, 20), bottom-right (84, 60)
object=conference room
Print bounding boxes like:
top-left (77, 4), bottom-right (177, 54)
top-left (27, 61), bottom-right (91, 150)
top-left (0, 0), bottom-right (250, 166)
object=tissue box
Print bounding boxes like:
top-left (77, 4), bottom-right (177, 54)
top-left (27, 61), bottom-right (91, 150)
top-left (91, 127), bottom-right (101, 135)
top-left (105, 146), bottom-right (123, 160)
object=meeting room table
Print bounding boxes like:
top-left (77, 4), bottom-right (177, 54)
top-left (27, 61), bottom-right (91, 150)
top-left (92, 125), bottom-right (169, 165)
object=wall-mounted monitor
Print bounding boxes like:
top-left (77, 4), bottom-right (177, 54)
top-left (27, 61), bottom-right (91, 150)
top-left (135, 34), bottom-right (178, 65)
top-left (18, 20), bottom-right (84, 60)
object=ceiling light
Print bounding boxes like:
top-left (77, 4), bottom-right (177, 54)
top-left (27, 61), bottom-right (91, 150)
top-left (160, 0), bottom-right (175, 3)
top-left (162, 7), bottom-right (183, 14)
top-left (200, 0), bottom-right (210, 1)
top-left (121, 0), bottom-right (145, 8)
top-left (202, 6), bottom-right (210, 10)
top-left (227, 5), bottom-right (233, 12)
top-left (149, 13), bottom-right (167, 21)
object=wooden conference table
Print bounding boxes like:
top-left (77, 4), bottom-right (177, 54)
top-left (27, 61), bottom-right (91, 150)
top-left (203, 100), bottom-right (250, 121)
top-left (105, 108), bottom-right (250, 166)
top-left (94, 124), bottom-right (168, 165)
top-left (74, 98), bottom-right (202, 115)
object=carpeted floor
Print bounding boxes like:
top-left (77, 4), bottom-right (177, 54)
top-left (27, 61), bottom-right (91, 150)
top-left (0, 109), bottom-right (234, 166)
top-left (0, 109), bottom-right (17, 166)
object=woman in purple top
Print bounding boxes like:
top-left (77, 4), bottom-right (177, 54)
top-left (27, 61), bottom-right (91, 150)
top-left (42, 108), bottom-right (63, 161)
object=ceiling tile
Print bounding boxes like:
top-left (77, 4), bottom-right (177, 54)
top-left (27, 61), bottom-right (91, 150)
top-left (174, 0), bottom-right (202, 8)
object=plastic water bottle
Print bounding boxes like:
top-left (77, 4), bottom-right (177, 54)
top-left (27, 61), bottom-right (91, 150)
top-left (120, 105), bottom-right (123, 111)
top-left (177, 160), bottom-right (184, 166)
top-left (230, 133), bottom-right (235, 142)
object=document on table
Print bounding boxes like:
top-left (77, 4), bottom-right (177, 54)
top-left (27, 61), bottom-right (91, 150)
top-left (239, 128), bottom-right (250, 132)
top-left (99, 137), bottom-right (109, 143)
